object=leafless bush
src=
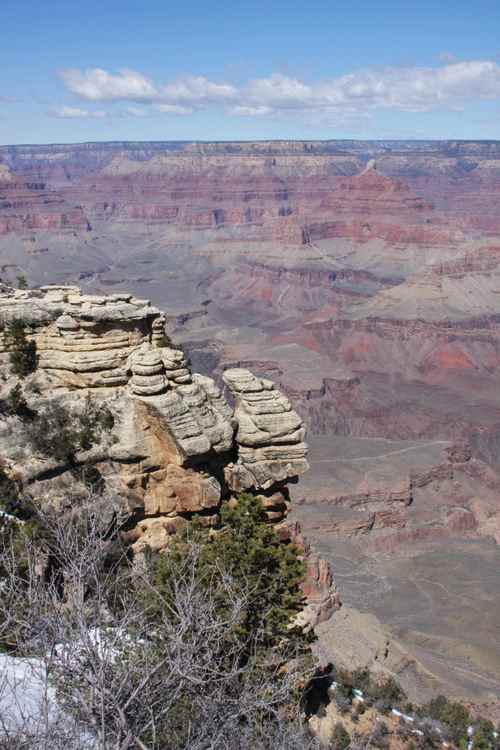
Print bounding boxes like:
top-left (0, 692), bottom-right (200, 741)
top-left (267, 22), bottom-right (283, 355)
top-left (0, 504), bottom-right (319, 750)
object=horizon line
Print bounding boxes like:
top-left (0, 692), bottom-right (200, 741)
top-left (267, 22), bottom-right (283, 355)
top-left (1, 137), bottom-right (500, 149)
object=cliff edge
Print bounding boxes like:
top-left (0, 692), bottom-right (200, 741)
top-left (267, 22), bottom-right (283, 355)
top-left (0, 283), bottom-right (339, 628)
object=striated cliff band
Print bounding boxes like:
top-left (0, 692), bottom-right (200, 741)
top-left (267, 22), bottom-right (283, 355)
top-left (1, 140), bottom-right (500, 706)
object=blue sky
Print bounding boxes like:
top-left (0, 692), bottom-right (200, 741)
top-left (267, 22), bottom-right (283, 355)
top-left (1, 0), bottom-right (500, 144)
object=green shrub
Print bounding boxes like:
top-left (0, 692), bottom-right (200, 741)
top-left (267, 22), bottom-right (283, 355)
top-left (76, 395), bottom-right (114, 451)
top-left (419, 695), bottom-right (471, 745)
top-left (6, 383), bottom-right (35, 420)
top-left (332, 666), bottom-right (406, 711)
top-left (27, 396), bottom-right (115, 465)
top-left (472, 719), bottom-right (497, 750)
top-left (27, 401), bottom-right (80, 463)
top-left (149, 492), bottom-right (312, 659)
top-left (3, 319), bottom-right (38, 377)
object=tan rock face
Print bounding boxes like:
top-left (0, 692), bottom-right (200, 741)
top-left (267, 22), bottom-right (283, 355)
top-left (142, 465), bottom-right (221, 516)
top-left (223, 368), bottom-right (309, 490)
top-left (0, 290), bottom-right (307, 510)
top-left (0, 286), bottom-right (157, 388)
top-left (0, 284), bottom-right (335, 628)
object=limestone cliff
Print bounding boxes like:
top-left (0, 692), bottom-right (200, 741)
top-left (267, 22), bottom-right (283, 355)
top-left (0, 284), bottom-right (337, 627)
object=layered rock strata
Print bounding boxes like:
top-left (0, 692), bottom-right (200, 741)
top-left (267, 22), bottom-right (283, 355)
top-left (222, 367), bottom-right (308, 491)
top-left (0, 284), bottom-right (337, 626)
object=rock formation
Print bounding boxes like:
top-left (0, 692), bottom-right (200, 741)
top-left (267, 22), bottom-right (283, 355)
top-left (0, 284), bottom-right (338, 627)
top-left (2, 140), bottom-right (500, 703)
top-left (222, 367), bottom-right (308, 491)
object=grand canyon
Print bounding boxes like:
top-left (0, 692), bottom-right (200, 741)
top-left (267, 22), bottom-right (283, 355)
top-left (1, 139), bottom-right (500, 708)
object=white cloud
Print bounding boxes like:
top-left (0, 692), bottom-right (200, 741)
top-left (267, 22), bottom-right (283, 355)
top-left (230, 105), bottom-right (273, 116)
top-left (243, 73), bottom-right (314, 110)
top-left (155, 103), bottom-right (194, 115)
top-left (49, 106), bottom-right (108, 119)
top-left (60, 68), bottom-right (157, 102)
top-left (59, 61), bottom-right (500, 120)
top-left (161, 76), bottom-right (237, 105)
top-left (125, 106), bottom-right (149, 117)
top-left (60, 68), bottom-right (237, 109)
top-left (237, 62), bottom-right (500, 116)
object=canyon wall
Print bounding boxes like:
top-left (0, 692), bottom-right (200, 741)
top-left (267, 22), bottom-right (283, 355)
top-left (1, 140), bottom-right (500, 702)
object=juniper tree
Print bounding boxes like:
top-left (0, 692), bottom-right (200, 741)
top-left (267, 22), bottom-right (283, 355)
top-left (150, 492), bottom-right (314, 662)
top-left (0, 500), bottom-right (319, 750)
top-left (3, 318), bottom-right (38, 378)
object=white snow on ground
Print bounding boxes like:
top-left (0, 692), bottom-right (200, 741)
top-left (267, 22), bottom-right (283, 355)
top-left (0, 654), bottom-right (58, 731)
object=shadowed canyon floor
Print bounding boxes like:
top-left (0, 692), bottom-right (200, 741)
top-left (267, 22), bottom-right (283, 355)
top-left (0, 139), bottom-right (499, 703)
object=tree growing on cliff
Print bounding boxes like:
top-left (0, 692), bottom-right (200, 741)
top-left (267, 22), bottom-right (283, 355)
top-left (418, 695), bottom-right (471, 746)
top-left (3, 318), bottom-right (38, 377)
top-left (0, 499), bottom-right (319, 750)
top-left (150, 492), bottom-right (313, 661)
top-left (26, 395), bottom-right (115, 465)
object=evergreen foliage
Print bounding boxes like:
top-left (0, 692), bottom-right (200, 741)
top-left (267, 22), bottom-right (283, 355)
top-left (333, 665), bottom-right (406, 711)
top-left (6, 382), bottom-right (35, 420)
top-left (16, 274), bottom-right (28, 290)
top-left (3, 318), bottom-right (38, 377)
top-left (472, 719), bottom-right (499, 750)
top-left (418, 695), bottom-right (471, 745)
top-left (149, 492), bottom-right (312, 658)
top-left (26, 395), bottom-right (114, 463)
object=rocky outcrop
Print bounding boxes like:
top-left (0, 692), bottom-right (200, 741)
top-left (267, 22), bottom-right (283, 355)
top-left (284, 521), bottom-right (341, 631)
top-left (222, 367), bottom-right (309, 491)
top-left (0, 284), bottom-right (336, 626)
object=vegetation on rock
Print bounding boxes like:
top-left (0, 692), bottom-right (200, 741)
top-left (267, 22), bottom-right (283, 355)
top-left (3, 318), bottom-right (38, 377)
top-left (16, 274), bottom-right (28, 290)
top-left (0, 498), bottom-right (318, 749)
top-left (149, 492), bottom-right (313, 659)
top-left (331, 666), bottom-right (406, 714)
top-left (26, 395), bottom-right (114, 464)
top-left (5, 382), bottom-right (34, 420)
